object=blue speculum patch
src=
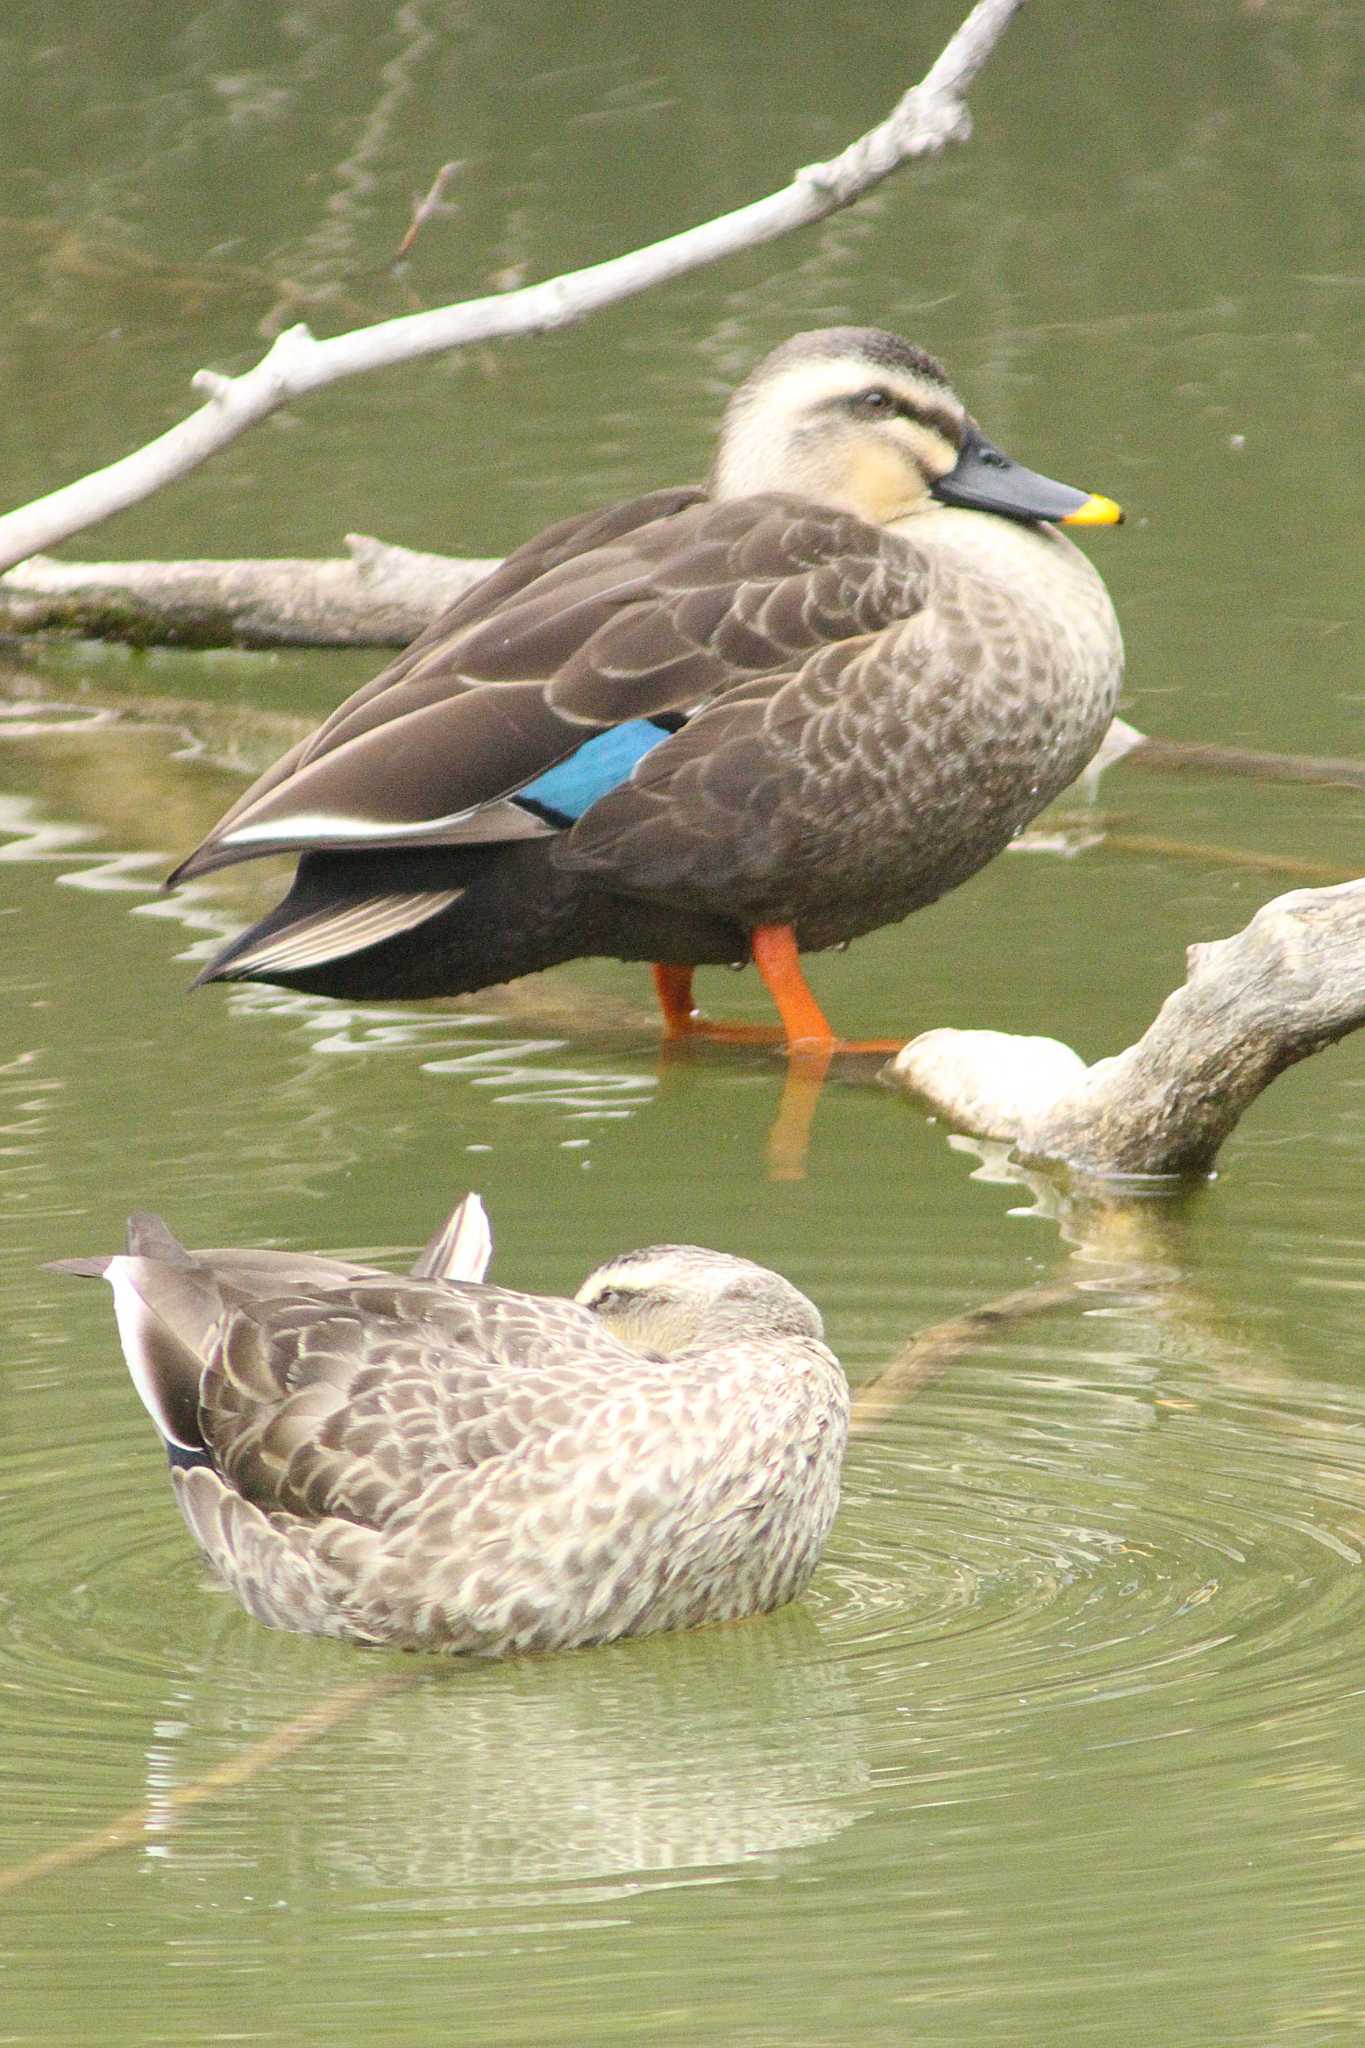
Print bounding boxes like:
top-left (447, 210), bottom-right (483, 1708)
top-left (517, 719), bottom-right (671, 823)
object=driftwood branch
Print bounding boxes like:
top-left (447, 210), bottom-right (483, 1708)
top-left (888, 880), bottom-right (1365, 1177)
top-left (0, 0), bottom-right (1024, 575)
top-left (1119, 734), bottom-right (1365, 796)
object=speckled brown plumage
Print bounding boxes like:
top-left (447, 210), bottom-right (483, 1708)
top-left (56, 1206), bottom-right (848, 1656)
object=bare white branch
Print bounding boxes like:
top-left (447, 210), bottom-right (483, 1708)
top-left (0, 0), bottom-right (1025, 576)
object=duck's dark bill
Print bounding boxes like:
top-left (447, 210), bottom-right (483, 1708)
top-left (931, 424), bottom-right (1122, 526)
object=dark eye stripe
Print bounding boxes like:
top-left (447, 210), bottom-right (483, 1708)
top-left (831, 390), bottom-right (962, 446)
top-left (904, 400), bottom-right (963, 446)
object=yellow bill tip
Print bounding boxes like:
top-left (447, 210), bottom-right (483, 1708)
top-left (1061, 493), bottom-right (1124, 528)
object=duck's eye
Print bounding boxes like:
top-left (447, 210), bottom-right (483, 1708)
top-left (856, 388), bottom-right (895, 415)
top-left (586, 1286), bottom-right (632, 1314)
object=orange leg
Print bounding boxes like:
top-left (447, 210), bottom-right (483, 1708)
top-left (650, 933), bottom-right (908, 1056)
top-left (751, 924), bottom-right (907, 1054)
top-left (749, 924), bottom-right (835, 1048)
top-left (652, 963), bottom-right (699, 1037)
top-left (651, 960), bottom-right (787, 1046)
top-left (653, 928), bottom-right (907, 1054)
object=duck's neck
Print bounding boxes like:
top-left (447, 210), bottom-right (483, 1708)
top-left (897, 506), bottom-right (1124, 691)
top-left (892, 501), bottom-right (1068, 567)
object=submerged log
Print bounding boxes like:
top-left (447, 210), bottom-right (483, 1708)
top-left (888, 880), bottom-right (1365, 1177)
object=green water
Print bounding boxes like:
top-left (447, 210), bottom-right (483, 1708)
top-left (2, 2), bottom-right (1363, 2041)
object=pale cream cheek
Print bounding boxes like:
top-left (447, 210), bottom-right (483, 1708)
top-left (745, 427), bottom-right (935, 520)
top-left (845, 439), bottom-right (934, 521)
top-left (839, 419), bottom-right (957, 521)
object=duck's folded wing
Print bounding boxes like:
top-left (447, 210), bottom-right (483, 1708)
top-left (169, 494), bottom-right (932, 883)
top-left (170, 489), bottom-right (708, 882)
top-left (83, 1238), bottom-right (410, 1458)
top-left (197, 1278), bottom-right (638, 1532)
top-left (170, 489), bottom-right (706, 868)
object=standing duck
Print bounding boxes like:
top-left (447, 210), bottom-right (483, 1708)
top-left (53, 1197), bottom-right (848, 1655)
top-left (171, 327), bottom-right (1123, 1050)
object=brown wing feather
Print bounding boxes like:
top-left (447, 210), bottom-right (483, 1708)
top-left (173, 683), bottom-right (590, 877)
top-left (170, 490), bottom-right (705, 877)
top-left (302, 486), bottom-right (711, 747)
top-left (172, 490), bottom-right (932, 884)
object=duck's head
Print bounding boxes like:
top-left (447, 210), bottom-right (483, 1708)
top-left (711, 326), bottom-right (1121, 529)
top-left (576, 1245), bottom-right (825, 1355)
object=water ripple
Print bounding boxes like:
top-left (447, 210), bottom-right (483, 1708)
top-left (818, 1363), bottom-right (1365, 1759)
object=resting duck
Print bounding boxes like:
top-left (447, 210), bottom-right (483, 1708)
top-left (172, 326), bottom-right (1124, 1050)
top-left (53, 1197), bottom-right (848, 1655)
